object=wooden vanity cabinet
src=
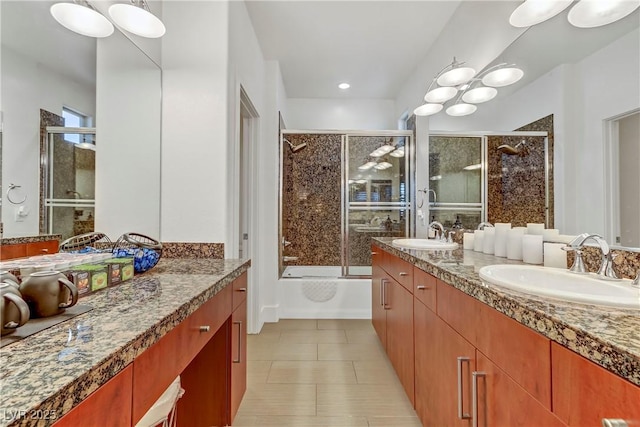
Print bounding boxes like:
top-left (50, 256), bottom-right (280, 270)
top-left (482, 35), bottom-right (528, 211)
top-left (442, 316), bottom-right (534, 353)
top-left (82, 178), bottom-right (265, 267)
top-left (551, 343), bottom-right (640, 426)
top-left (53, 365), bottom-right (133, 427)
top-left (56, 272), bottom-right (248, 427)
top-left (371, 244), bottom-right (414, 405)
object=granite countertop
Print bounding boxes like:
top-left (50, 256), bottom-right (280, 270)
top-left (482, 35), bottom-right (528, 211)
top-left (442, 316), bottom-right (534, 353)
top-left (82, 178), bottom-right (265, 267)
top-left (1, 235), bottom-right (61, 245)
top-left (0, 258), bottom-right (250, 427)
top-left (373, 237), bottom-right (640, 387)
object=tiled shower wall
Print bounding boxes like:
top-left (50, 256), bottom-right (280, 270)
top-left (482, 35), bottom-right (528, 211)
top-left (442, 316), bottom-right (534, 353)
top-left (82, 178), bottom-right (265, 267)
top-left (487, 115), bottom-right (554, 227)
top-left (281, 134), bottom-right (342, 267)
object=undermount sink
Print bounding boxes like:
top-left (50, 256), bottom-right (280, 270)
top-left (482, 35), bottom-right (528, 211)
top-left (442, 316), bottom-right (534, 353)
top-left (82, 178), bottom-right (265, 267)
top-left (392, 238), bottom-right (458, 250)
top-left (479, 265), bottom-right (640, 310)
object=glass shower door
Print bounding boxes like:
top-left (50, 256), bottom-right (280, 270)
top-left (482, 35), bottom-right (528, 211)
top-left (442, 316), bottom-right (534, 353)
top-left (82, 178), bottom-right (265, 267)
top-left (45, 127), bottom-right (96, 240)
top-left (344, 133), bottom-right (412, 277)
top-left (427, 135), bottom-right (484, 229)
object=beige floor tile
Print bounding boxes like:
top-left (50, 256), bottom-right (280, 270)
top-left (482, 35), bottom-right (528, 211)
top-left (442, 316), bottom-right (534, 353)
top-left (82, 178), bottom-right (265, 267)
top-left (317, 384), bottom-right (416, 417)
top-left (268, 361), bottom-right (357, 384)
top-left (367, 416), bottom-right (423, 426)
top-left (238, 384), bottom-right (317, 416)
top-left (353, 360), bottom-right (402, 385)
top-left (247, 360), bottom-right (272, 385)
top-left (317, 319), bottom-right (374, 330)
top-left (248, 331), bottom-right (281, 344)
top-left (280, 329), bottom-right (347, 344)
top-left (247, 341), bottom-right (317, 361)
top-left (251, 415), bottom-right (369, 426)
top-left (345, 329), bottom-right (382, 344)
top-left (231, 414), bottom-right (256, 426)
top-left (318, 342), bottom-right (386, 361)
top-left (261, 319), bottom-right (318, 331)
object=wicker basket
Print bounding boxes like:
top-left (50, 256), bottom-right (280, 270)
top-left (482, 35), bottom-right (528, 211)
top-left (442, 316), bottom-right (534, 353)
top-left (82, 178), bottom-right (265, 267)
top-left (113, 233), bottom-right (162, 273)
top-left (59, 232), bottom-right (113, 253)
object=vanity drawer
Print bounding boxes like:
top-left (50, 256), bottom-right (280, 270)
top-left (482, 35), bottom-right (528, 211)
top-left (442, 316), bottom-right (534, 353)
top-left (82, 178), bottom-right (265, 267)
top-left (413, 267), bottom-right (436, 312)
top-left (385, 254), bottom-right (414, 293)
top-left (232, 272), bottom-right (248, 311)
top-left (132, 285), bottom-right (232, 424)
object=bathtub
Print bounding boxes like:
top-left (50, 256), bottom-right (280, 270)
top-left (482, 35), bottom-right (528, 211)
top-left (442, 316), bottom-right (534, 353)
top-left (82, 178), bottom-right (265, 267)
top-left (278, 266), bottom-right (372, 319)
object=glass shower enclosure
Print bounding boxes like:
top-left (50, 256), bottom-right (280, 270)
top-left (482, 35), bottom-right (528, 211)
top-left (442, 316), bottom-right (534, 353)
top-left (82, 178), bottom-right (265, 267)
top-left (279, 131), bottom-right (413, 278)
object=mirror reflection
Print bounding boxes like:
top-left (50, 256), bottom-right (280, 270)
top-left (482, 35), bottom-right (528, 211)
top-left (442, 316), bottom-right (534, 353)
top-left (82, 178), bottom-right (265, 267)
top-left (1, 0), bottom-right (161, 240)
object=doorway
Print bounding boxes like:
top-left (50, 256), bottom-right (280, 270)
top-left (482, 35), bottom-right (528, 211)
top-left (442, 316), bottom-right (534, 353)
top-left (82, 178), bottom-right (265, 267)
top-left (605, 110), bottom-right (640, 247)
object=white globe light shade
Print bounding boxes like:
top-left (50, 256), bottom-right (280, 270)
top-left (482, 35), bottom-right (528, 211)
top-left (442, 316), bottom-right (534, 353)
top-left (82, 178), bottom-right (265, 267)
top-left (482, 67), bottom-right (524, 87)
top-left (509, 0), bottom-right (573, 27)
top-left (437, 67), bottom-right (476, 86)
top-left (424, 86), bottom-right (458, 103)
top-left (50, 3), bottom-right (114, 38)
top-left (413, 103), bottom-right (443, 116)
top-left (462, 87), bottom-right (498, 104)
top-left (568, 0), bottom-right (640, 28)
top-left (446, 103), bottom-right (477, 117)
top-left (109, 4), bottom-right (166, 38)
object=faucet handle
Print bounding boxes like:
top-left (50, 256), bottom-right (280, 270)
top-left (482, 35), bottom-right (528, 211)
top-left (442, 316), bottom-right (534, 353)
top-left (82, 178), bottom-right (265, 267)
top-left (564, 247), bottom-right (587, 274)
top-left (597, 252), bottom-right (619, 281)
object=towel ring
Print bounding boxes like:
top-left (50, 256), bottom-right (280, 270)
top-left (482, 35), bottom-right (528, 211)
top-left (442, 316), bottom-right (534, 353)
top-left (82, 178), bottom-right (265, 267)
top-left (6, 183), bottom-right (27, 204)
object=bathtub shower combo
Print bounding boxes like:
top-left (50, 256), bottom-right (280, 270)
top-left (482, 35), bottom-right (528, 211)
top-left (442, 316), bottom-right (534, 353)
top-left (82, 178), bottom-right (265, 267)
top-left (278, 131), bottom-right (414, 318)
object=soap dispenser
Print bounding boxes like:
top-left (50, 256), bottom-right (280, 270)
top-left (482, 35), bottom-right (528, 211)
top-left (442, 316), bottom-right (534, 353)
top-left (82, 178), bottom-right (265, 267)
top-left (384, 216), bottom-right (392, 231)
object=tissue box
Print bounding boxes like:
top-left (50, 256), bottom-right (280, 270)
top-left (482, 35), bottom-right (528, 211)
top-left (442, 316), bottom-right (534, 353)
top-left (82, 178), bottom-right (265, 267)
top-left (73, 264), bottom-right (109, 292)
top-left (104, 258), bottom-right (135, 282)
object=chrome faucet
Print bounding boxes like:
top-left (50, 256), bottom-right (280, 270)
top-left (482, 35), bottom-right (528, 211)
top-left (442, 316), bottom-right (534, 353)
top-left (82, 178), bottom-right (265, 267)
top-left (564, 233), bottom-right (618, 280)
top-left (428, 221), bottom-right (445, 240)
top-left (476, 222), bottom-right (493, 230)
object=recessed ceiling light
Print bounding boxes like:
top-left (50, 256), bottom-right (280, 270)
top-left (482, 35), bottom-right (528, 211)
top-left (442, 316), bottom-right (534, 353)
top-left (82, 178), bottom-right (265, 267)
top-left (338, 83), bottom-right (350, 90)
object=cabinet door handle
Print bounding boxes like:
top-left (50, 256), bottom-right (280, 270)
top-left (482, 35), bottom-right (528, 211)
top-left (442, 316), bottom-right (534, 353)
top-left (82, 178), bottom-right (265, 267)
top-left (602, 420), bottom-right (629, 427)
top-left (399, 272), bottom-right (409, 277)
top-left (233, 320), bottom-right (242, 363)
top-left (472, 371), bottom-right (486, 427)
top-left (417, 285), bottom-right (428, 290)
top-left (382, 279), bottom-right (389, 310)
top-left (457, 357), bottom-right (471, 420)
top-left (199, 325), bottom-right (211, 332)
top-left (237, 287), bottom-right (247, 292)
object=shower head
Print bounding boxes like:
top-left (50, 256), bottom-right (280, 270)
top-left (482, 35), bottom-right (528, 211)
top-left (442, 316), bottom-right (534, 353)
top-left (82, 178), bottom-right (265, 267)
top-left (497, 140), bottom-right (527, 156)
top-left (285, 138), bottom-right (307, 152)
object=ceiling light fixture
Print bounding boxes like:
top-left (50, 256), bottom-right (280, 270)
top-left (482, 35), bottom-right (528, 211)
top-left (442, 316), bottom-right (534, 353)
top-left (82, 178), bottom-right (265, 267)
top-left (413, 103), bottom-right (443, 117)
top-left (338, 83), bottom-right (351, 89)
top-left (462, 86), bottom-right (498, 104)
top-left (109, 0), bottom-right (166, 38)
top-left (481, 66), bottom-right (524, 87)
top-left (437, 57), bottom-right (476, 86)
top-left (424, 86), bottom-right (458, 103)
top-left (389, 147), bottom-right (405, 158)
top-left (358, 161), bottom-right (376, 171)
top-left (446, 103), bottom-right (477, 117)
top-left (463, 163), bottom-right (482, 171)
top-left (374, 162), bottom-right (393, 170)
top-left (568, 0), bottom-right (640, 28)
top-left (510, 0), bottom-right (639, 29)
top-left (50, 1), bottom-right (115, 38)
top-left (509, 0), bottom-right (573, 27)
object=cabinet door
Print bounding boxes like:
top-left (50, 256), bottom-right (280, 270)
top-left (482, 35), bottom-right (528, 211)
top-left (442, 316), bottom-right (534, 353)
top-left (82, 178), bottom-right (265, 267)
top-left (371, 263), bottom-right (387, 348)
top-left (26, 240), bottom-right (59, 256)
top-left (0, 244), bottom-right (26, 261)
top-left (552, 343), bottom-right (640, 426)
top-left (415, 298), bottom-right (474, 427)
top-left (230, 298), bottom-right (247, 423)
top-left (53, 365), bottom-right (132, 427)
top-left (386, 279), bottom-right (414, 405)
top-left (475, 352), bottom-right (566, 427)
top-left (413, 267), bottom-right (436, 311)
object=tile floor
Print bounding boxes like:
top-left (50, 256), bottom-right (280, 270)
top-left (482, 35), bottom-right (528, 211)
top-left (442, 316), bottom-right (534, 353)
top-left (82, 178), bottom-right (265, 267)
top-left (232, 319), bottom-right (421, 427)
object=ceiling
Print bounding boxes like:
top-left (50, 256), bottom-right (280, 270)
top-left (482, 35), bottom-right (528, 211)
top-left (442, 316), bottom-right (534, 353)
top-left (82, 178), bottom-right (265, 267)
top-left (245, 1), bottom-right (639, 102)
top-left (245, 1), bottom-right (462, 99)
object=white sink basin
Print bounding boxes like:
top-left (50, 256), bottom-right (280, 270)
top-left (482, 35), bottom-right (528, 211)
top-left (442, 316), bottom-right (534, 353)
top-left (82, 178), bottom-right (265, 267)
top-left (479, 265), bottom-right (640, 310)
top-left (392, 238), bottom-right (458, 250)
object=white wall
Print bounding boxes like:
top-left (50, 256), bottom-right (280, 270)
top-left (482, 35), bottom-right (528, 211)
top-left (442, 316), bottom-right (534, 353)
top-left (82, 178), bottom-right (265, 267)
top-left (161, 1), bottom-right (230, 243)
top-left (1, 47), bottom-right (95, 238)
top-left (95, 30), bottom-right (161, 239)
top-left (286, 98), bottom-right (396, 130)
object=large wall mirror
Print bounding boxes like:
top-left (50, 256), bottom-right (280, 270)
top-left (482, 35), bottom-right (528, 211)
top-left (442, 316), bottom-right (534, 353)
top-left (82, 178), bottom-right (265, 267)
top-left (429, 8), bottom-right (639, 248)
top-left (1, 0), bottom-right (161, 241)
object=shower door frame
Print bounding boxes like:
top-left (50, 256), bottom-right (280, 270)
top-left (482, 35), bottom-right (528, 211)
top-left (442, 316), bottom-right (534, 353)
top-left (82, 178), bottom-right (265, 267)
top-left (429, 130), bottom-right (550, 227)
top-left (278, 130), bottom-right (415, 279)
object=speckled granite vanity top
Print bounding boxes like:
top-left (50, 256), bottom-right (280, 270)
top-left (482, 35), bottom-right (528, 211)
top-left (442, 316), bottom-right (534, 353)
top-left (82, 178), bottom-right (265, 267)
top-left (1, 235), bottom-right (61, 245)
top-left (0, 258), bottom-right (250, 427)
top-left (373, 237), bottom-right (640, 387)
